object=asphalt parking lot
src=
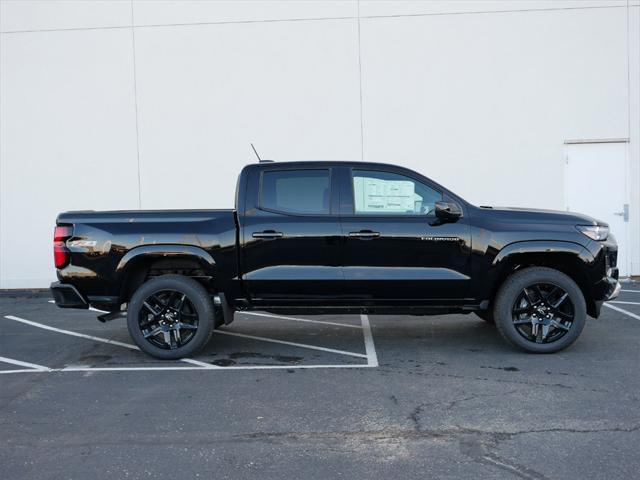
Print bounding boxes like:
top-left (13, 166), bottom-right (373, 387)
top-left (1, 286), bottom-right (640, 480)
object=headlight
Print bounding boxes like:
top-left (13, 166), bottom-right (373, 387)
top-left (576, 225), bottom-right (609, 241)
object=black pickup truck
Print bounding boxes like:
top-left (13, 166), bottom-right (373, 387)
top-left (51, 161), bottom-right (620, 358)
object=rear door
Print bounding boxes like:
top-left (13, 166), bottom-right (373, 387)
top-left (240, 166), bottom-right (343, 305)
top-left (338, 166), bottom-right (472, 304)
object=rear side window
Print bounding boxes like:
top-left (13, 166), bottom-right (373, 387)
top-left (352, 169), bottom-right (442, 216)
top-left (261, 169), bottom-right (331, 215)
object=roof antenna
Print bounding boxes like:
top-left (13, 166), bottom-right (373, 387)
top-left (250, 143), bottom-right (274, 163)
top-left (251, 143), bottom-right (262, 162)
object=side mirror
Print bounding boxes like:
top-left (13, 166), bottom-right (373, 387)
top-left (435, 201), bottom-right (462, 222)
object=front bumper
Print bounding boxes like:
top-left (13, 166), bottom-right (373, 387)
top-left (607, 280), bottom-right (622, 301)
top-left (50, 282), bottom-right (88, 309)
top-left (592, 276), bottom-right (621, 317)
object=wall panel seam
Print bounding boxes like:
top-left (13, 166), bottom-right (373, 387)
top-left (1, 4), bottom-right (632, 35)
top-left (357, 0), bottom-right (364, 161)
top-left (130, 0), bottom-right (142, 209)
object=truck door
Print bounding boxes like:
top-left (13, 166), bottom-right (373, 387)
top-left (338, 167), bottom-right (472, 304)
top-left (239, 165), bottom-right (343, 305)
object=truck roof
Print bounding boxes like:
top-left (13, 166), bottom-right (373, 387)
top-left (244, 160), bottom-right (411, 170)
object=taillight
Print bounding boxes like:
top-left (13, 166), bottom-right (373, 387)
top-left (53, 225), bottom-right (73, 269)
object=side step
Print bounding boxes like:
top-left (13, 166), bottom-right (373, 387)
top-left (97, 311), bottom-right (126, 323)
top-left (99, 294), bottom-right (236, 325)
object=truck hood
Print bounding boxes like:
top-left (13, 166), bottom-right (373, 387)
top-left (478, 206), bottom-right (605, 226)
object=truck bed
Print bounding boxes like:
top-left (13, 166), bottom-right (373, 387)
top-left (55, 208), bottom-right (239, 310)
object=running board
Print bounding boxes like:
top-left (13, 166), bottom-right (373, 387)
top-left (97, 311), bottom-right (126, 323)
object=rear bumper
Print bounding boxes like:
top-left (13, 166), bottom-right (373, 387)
top-left (50, 282), bottom-right (88, 309)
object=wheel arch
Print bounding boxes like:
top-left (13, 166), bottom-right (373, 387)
top-left (488, 241), bottom-right (598, 317)
top-left (116, 245), bottom-right (217, 303)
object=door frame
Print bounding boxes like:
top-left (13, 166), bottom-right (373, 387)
top-left (238, 164), bottom-right (345, 304)
top-left (563, 138), bottom-right (631, 276)
top-left (335, 165), bottom-right (473, 303)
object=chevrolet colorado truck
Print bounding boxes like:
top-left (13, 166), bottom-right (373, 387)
top-left (51, 161), bottom-right (621, 359)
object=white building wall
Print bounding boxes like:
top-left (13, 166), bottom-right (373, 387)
top-left (1, 0), bottom-right (638, 288)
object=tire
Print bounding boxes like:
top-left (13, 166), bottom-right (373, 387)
top-left (127, 275), bottom-right (215, 360)
top-left (475, 310), bottom-right (495, 324)
top-left (493, 267), bottom-right (587, 354)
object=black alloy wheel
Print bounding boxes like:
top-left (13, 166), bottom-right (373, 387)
top-left (511, 283), bottom-right (574, 344)
top-left (493, 267), bottom-right (586, 353)
top-left (138, 290), bottom-right (199, 350)
top-left (127, 275), bottom-right (215, 359)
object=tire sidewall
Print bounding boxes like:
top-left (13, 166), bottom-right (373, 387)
top-left (494, 267), bottom-right (587, 354)
top-left (127, 275), bottom-right (215, 360)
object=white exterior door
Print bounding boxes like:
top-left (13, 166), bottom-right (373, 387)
top-left (565, 142), bottom-right (629, 277)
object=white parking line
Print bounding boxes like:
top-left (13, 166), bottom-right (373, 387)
top-left (610, 300), bottom-right (640, 306)
top-left (216, 330), bottom-right (368, 359)
top-left (0, 369), bottom-right (51, 375)
top-left (5, 315), bottom-right (140, 350)
top-left (176, 358), bottom-right (214, 368)
top-left (0, 355), bottom-right (51, 372)
top-left (621, 289), bottom-right (640, 293)
top-left (40, 305), bottom-right (369, 360)
top-left (47, 300), bottom-right (363, 329)
top-left (3, 315), bottom-right (214, 369)
top-left (361, 314), bottom-right (378, 367)
top-left (63, 364), bottom-right (375, 372)
top-left (240, 311), bottom-right (362, 329)
top-left (1, 304), bottom-right (379, 374)
top-left (604, 303), bottom-right (640, 321)
top-left (47, 299), bottom-right (106, 313)
top-left (0, 363), bottom-right (377, 375)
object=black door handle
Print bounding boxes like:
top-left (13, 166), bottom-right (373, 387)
top-left (252, 231), bottom-right (283, 239)
top-left (348, 230), bottom-right (380, 238)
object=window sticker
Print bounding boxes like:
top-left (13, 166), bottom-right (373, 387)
top-left (354, 176), bottom-right (422, 213)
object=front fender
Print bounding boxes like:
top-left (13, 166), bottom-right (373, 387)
top-left (481, 240), bottom-right (599, 315)
top-left (492, 240), bottom-right (595, 267)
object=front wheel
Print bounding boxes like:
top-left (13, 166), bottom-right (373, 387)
top-left (493, 267), bottom-right (587, 353)
top-left (127, 275), bottom-right (215, 359)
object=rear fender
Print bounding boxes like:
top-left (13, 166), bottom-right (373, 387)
top-left (116, 245), bottom-right (217, 301)
top-left (116, 245), bottom-right (217, 276)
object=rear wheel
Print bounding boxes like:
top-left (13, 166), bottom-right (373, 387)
top-left (127, 275), bottom-right (215, 359)
top-left (494, 267), bottom-right (586, 353)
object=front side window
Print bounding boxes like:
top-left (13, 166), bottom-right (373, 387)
top-left (352, 170), bottom-right (442, 216)
top-left (261, 169), bottom-right (330, 215)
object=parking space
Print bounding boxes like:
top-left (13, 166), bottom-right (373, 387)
top-left (604, 286), bottom-right (640, 319)
top-left (1, 286), bottom-right (640, 479)
top-left (1, 300), bottom-right (376, 373)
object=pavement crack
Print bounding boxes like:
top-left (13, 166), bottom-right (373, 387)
top-left (379, 365), bottom-right (610, 393)
top-left (236, 424), bottom-right (640, 448)
top-left (445, 389), bottom-right (520, 412)
top-left (460, 432), bottom-right (549, 480)
top-left (408, 403), bottom-right (427, 430)
top-left (458, 423), bottom-right (640, 479)
top-left (4, 424), bottom-right (639, 449)
top-left (407, 390), bottom-right (521, 430)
